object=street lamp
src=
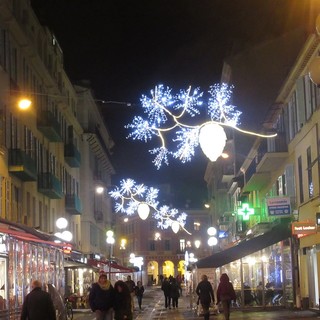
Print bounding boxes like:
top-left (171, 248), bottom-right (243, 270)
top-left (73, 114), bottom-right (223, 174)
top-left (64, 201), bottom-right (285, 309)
top-left (130, 253), bottom-right (144, 282)
top-left (18, 97), bottom-right (32, 110)
top-left (207, 226), bottom-right (218, 248)
top-left (106, 230), bottom-right (115, 279)
top-left (55, 217), bottom-right (73, 242)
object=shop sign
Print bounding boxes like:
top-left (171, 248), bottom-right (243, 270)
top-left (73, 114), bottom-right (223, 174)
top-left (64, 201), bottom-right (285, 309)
top-left (267, 197), bottom-right (291, 217)
top-left (237, 203), bottom-right (254, 221)
top-left (292, 222), bottom-right (316, 236)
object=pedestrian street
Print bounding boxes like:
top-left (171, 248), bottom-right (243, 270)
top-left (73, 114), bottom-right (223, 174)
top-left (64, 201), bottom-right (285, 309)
top-left (73, 286), bottom-right (320, 320)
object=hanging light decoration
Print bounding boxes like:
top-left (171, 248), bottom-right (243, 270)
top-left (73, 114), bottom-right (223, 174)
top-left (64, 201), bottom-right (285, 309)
top-left (137, 202), bottom-right (150, 220)
top-left (199, 123), bottom-right (227, 161)
top-left (109, 178), bottom-right (191, 234)
top-left (171, 221), bottom-right (180, 233)
top-left (126, 83), bottom-right (277, 169)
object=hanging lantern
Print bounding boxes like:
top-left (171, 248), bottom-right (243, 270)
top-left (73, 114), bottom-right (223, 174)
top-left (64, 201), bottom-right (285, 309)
top-left (198, 123), bottom-right (227, 161)
top-left (137, 202), bottom-right (150, 220)
top-left (309, 57), bottom-right (320, 86)
top-left (171, 221), bottom-right (180, 233)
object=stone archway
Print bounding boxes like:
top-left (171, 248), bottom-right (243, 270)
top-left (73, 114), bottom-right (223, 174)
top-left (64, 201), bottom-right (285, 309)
top-left (162, 260), bottom-right (174, 279)
top-left (147, 260), bottom-right (158, 286)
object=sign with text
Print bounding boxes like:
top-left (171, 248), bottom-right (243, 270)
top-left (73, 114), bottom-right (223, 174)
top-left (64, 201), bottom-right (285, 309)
top-left (267, 197), bottom-right (291, 217)
top-left (292, 222), bottom-right (316, 236)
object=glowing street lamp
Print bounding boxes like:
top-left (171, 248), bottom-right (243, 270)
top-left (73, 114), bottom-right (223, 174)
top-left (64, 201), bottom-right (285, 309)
top-left (18, 98), bottom-right (32, 110)
top-left (55, 217), bottom-right (73, 243)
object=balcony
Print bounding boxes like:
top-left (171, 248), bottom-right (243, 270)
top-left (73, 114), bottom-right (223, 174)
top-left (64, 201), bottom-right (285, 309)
top-left (38, 173), bottom-right (63, 199)
top-left (256, 134), bottom-right (288, 173)
top-left (65, 194), bottom-right (82, 215)
top-left (37, 110), bottom-right (63, 142)
top-left (8, 149), bottom-right (37, 181)
top-left (64, 141), bottom-right (81, 168)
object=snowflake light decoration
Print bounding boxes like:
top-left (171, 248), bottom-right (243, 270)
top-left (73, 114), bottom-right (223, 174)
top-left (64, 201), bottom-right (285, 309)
top-left (109, 178), bottom-right (191, 234)
top-left (126, 83), bottom-right (277, 169)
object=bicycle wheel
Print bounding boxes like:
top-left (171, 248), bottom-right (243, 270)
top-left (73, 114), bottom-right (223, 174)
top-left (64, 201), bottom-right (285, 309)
top-left (65, 303), bottom-right (73, 320)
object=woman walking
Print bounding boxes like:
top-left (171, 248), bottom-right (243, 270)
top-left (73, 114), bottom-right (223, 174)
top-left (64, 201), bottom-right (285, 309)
top-left (217, 273), bottom-right (236, 320)
top-left (89, 273), bottom-right (114, 320)
top-left (114, 280), bottom-right (133, 320)
top-left (135, 281), bottom-right (145, 310)
top-left (196, 275), bottom-right (214, 320)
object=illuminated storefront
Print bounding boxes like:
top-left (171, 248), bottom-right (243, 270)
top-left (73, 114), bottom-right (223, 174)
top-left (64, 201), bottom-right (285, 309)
top-left (0, 220), bottom-right (65, 319)
top-left (194, 223), bottom-right (293, 308)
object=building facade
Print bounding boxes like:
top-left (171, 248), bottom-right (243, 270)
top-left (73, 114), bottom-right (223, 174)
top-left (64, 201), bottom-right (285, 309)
top-left (199, 9), bottom-right (320, 310)
top-left (0, 0), bottom-right (115, 317)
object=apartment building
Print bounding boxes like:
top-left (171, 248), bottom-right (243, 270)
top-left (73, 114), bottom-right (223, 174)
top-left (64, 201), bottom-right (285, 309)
top-left (0, 0), bottom-right (114, 317)
top-left (197, 11), bottom-right (320, 310)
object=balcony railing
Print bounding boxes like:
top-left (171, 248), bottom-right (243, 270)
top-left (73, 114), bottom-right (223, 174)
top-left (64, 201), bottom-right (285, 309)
top-left (38, 172), bottom-right (63, 199)
top-left (64, 141), bottom-right (81, 168)
top-left (65, 194), bottom-right (82, 215)
top-left (8, 149), bottom-right (37, 181)
top-left (37, 110), bottom-right (63, 142)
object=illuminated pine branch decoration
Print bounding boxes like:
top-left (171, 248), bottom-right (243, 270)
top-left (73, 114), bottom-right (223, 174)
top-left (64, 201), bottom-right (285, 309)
top-left (126, 83), bottom-right (277, 169)
top-left (109, 179), bottom-right (190, 234)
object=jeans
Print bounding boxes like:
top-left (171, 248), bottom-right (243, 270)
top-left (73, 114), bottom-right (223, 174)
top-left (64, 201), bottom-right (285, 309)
top-left (95, 309), bottom-right (113, 320)
top-left (137, 295), bottom-right (143, 309)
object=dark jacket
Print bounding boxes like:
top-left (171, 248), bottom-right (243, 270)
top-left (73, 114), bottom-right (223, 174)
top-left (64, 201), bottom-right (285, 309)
top-left (161, 280), bottom-right (171, 295)
top-left (89, 282), bottom-right (114, 312)
top-left (217, 273), bottom-right (236, 303)
top-left (114, 290), bottom-right (132, 320)
top-left (135, 285), bottom-right (145, 297)
top-left (170, 280), bottom-right (180, 299)
top-left (20, 287), bottom-right (56, 320)
top-left (196, 279), bottom-right (214, 305)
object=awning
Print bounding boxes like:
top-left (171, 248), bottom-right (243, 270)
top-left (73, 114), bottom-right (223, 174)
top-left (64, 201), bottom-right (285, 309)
top-left (0, 224), bottom-right (66, 248)
top-left (195, 222), bottom-right (291, 269)
top-left (64, 258), bottom-right (98, 270)
top-left (87, 258), bottom-right (136, 273)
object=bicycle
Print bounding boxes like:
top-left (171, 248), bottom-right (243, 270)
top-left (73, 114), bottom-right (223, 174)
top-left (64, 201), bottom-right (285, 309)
top-left (65, 298), bottom-right (73, 320)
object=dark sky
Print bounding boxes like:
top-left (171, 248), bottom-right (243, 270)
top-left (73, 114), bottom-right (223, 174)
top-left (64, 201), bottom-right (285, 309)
top-left (31, 0), bottom-right (309, 208)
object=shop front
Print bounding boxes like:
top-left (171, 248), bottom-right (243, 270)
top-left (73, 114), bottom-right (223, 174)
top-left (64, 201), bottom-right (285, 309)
top-left (193, 222), bottom-right (294, 309)
top-left (0, 219), bottom-right (66, 320)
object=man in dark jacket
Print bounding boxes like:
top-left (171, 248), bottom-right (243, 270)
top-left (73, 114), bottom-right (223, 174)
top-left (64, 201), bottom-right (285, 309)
top-left (196, 274), bottom-right (214, 320)
top-left (161, 277), bottom-right (171, 309)
top-left (20, 280), bottom-right (56, 320)
top-left (89, 273), bottom-right (115, 320)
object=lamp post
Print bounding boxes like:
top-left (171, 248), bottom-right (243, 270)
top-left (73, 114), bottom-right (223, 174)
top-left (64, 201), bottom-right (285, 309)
top-left (130, 253), bottom-right (144, 283)
top-left (106, 230), bottom-right (115, 279)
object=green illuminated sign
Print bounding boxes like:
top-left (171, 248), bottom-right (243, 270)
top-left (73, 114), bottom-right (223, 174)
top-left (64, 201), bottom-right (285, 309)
top-left (237, 203), bottom-right (254, 221)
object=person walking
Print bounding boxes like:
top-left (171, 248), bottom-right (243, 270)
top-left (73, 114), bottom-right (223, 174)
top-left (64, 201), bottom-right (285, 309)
top-left (161, 277), bottom-right (171, 309)
top-left (216, 273), bottom-right (236, 320)
top-left (196, 274), bottom-right (214, 320)
top-left (114, 280), bottom-right (133, 320)
top-left (125, 275), bottom-right (136, 312)
top-left (89, 273), bottom-right (114, 320)
top-left (135, 281), bottom-right (145, 310)
top-left (170, 278), bottom-right (180, 309)
top-left (20, 280), bottom-right (56, 320)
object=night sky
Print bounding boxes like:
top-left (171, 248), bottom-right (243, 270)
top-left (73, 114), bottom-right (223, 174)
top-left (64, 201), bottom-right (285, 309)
top-left (31, 0), bottom-right (309, 208)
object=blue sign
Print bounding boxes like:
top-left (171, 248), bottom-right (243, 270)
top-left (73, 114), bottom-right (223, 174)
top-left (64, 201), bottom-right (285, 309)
top-left (267, 197), bottom-right (291, 217)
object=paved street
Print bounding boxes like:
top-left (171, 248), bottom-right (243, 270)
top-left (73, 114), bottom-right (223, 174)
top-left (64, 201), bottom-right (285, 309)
top-left (73, 286), bottom-right (320, 320)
